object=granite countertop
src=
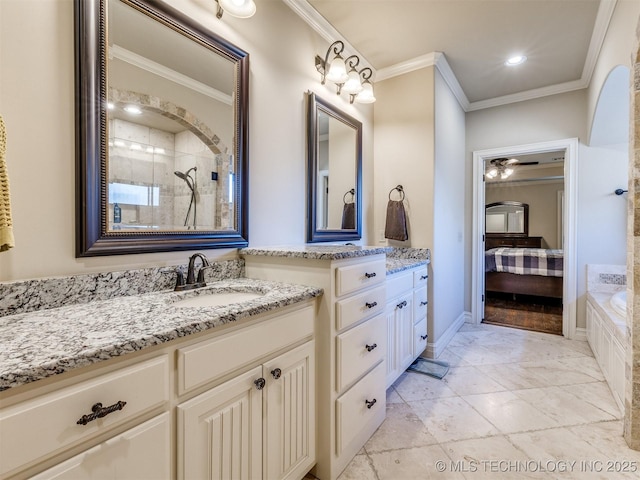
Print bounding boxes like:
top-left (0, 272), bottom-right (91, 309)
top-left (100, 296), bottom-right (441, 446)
top-left (386, 258), bottom-right (430, 275)
top-left (240, 245), bottom-right (392, 260)
top-left (0, 278), bottom-right (322, 392)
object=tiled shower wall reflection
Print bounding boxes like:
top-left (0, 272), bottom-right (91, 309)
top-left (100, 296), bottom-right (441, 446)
top-left (108, 118), bottom-right (230, 229)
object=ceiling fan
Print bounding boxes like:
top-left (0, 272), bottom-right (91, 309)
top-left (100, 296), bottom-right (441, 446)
top-left (485, 157), bottom-right (539, 180)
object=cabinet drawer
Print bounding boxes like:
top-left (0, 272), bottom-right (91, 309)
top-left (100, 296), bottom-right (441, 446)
top-left (413, 268), bottom-right (429, 288)
top-left (414, 317), bottom-right (428, 355)
top-left (386, 271), bottom-right (413, 299)
top-left (335, 259), bottom-right (386, 297)
top-left (336, 314), bottom-right (386, 392)
top-left (177, 305), bottom-right (314, 394)
top-left (0, 356), bottom-right (169, 477)
top-left (413, 286), bottom-right (428, 321)
top-left (30, 413), bottom-right (172, 480)
top-left (335, 361), bottom-right (386, 455)
top-left (336, 285), bottom-right (386, 331)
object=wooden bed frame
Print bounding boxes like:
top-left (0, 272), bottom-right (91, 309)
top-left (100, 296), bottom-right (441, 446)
top-left (485, 271), bottom-right (563, 299)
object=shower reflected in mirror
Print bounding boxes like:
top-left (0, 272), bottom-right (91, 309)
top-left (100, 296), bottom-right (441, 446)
top-left (174, 167), bottom-right (198, 229)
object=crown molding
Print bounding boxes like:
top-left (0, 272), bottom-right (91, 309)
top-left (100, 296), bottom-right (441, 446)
top-left (282, 0), bottom-right (374, 70)
top-left (283, 0), bottom-right (618, 112)
top-left (109, 44), bottom-right (233, 105)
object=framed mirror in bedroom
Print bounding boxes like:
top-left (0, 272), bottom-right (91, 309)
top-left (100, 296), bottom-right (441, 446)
top-left (485, 201), bottom-right (528, 236)
top-left (306, 92), bottom-right (362, 243)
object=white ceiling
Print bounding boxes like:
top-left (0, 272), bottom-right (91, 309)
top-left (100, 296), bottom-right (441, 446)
top-left (285, 0), bottom-right (616, 111)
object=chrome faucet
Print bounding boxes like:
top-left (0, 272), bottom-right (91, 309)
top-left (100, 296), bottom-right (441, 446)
top-left (174, 253), bottom-right (211, 291)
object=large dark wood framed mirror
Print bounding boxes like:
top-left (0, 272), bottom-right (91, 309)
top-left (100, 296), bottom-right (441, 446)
top-left (306, 92), bottom-right (362, 243)
top-left (75, 0), bottom-right (249, 256)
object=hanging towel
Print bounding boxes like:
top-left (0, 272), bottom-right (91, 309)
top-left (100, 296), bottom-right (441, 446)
top-left (341, 202), bottom-right (355, 229)
top-left (384, 186), bottom-right (408, 241)
top-left (341, 188), bottom-right (356, 229)
top-left (0, 115), bottom-right (15, 252)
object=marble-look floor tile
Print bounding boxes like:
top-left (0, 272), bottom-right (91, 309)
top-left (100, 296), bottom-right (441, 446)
top-left (560, 382), bottom-right (623, 419)
top-left (436, 348), bottom-right (471, 367)
top-left (365, 402), bottom-right (438, 453)
top-left (513, 358), bottom-right (603, 387)
top-left (476, 363), bottom-right (549, 390)
top-left (512, 386), bottom-right (616, 427)
top-left (442, 366), bottom-right (508, 396)
top-left (392, 371), bottom-right (458, 402)
top-left (337, 453), bottom-right (377, 480)
top-left (441, 435), bottom-right (549, 479)
top-left (368, 445), bottom-right (466, 480)
top-left (408, 396), bottom-right (499, 443)
top-left (445, 345), bottom-right (510, 366)
top-left (339, 323), bottom-right (634, 480)
top-left (508, 425), bottom-right (640, 479)
top-left (462, 391), bottom-right (558, 433)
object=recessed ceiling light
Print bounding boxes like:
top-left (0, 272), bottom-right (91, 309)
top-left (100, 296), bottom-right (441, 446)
top-left (505, 55), bottom-right (527, 66)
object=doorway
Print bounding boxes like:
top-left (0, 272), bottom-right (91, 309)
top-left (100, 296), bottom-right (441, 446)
top-left (471, 138), bottom-right (579, 339)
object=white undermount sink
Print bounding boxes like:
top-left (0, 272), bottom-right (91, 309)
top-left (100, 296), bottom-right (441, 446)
top-left (172, 290), bottom-right (265, 308)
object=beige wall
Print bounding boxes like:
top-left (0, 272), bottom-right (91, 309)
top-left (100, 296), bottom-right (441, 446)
top-left (373, 67), bottom-right (435, 249)
top-left (0, 0), bottom-right (374, 281)
top-left (485, 180), bottom-right (564, 249)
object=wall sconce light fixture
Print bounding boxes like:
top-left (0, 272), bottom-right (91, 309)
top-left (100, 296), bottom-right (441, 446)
top-left (216, 0), bottom-right (256, 19)
top-left (315, 41), bottom-right (376, 104)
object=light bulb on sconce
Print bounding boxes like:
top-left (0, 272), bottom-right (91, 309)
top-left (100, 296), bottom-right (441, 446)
top-left (315, 41), bottom-right (376, 104)
top-left (216, 0), bottom-right (256, 19)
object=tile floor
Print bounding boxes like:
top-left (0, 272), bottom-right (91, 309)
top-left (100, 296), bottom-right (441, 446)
top-left (336, 323), bottom-right (640, 479)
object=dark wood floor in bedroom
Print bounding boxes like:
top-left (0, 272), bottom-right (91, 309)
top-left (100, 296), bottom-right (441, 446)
top-left (483, 292), bottom-right (563, 335)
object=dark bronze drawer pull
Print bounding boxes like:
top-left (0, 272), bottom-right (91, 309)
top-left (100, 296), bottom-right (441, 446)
top-left (271, 368), bottom-right (282, 379)
top-left (366, 343), bottom-right (377, 352)
top-left (76, 401), bottom-right (127, 426)
top-left (420, 275), bottom-right (428, 280)
top-left (365, 301), bottom-right (378, 309)
top-left (421, 334), bottom-right (428, 340)
top-left (365, 398), bottom-right (377, 409)
top-left (397, 300), bottom-right (407, 309)
top-left (420, 301), bottom-right (428, 306)
top-left (364, 272), bottom-right (377, 278)
top-left (254, 378), bottom-right (266, 390)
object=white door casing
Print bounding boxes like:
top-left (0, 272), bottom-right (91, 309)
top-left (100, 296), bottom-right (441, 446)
top-left (471, 138), bottom-right (578, 339)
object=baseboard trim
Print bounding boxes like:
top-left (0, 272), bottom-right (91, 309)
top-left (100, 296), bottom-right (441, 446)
top-left (425, 312), bottom-right (466, 358)
top-left (574, 326), bottom-right (587, 342)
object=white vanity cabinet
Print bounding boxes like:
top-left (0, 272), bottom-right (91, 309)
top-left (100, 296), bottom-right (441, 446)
top-left (385, 266), bottom-right (428, 388)
top-left (0, 301), bottom-right (316, 480)
top-left (177, 340), bottom-right (315, 480)
top-left (243, 252), bottom-right (387, 480)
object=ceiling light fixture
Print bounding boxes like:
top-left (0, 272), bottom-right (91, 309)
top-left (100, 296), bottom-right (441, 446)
top-left (486, 157), bottom-right (519, 180)
top-left (215, 0), bottom-right (256, 19)
top-left (505, 55), bottom-right (527, 66)
top-left (315, 41), bottom-right (376, 104)
top-left (123, 105), bottom-right (142, 115)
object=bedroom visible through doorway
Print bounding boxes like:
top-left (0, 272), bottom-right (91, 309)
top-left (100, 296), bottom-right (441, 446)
top-left (482, 151), bottom-right (565, 335)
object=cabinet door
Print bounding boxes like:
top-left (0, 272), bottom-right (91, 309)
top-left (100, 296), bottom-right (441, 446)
top-left (178, 366), bottom-right (263, 480)
top-left (263, 341), bottom-right (315, 480)
top-left (31, 413), bottom-right (171, 480)
top-left (396, 293), bottom-right (414, 372)
top-left (385, 293), bottom-right (413, 387)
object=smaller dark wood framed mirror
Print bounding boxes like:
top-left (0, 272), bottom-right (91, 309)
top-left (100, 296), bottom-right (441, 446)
top-left (306, 92), bottom-right (362, 243)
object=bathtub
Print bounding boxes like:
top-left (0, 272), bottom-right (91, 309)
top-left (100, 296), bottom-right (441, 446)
top-left (586, 290), bottom-right (626, 414)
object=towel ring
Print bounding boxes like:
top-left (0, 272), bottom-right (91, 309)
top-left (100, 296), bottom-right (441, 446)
top-left (343, 188), bottom-right (355, 204)
top-left (388, 185), bottom-right (405, 201)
